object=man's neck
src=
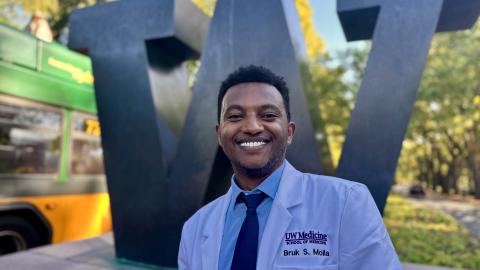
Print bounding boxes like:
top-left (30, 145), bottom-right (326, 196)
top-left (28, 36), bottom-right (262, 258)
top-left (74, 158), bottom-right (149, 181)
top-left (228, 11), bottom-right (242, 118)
top-left (233, 161), bottom-right (283, 191)
top-left (234, 175), bottom-right (268, 191)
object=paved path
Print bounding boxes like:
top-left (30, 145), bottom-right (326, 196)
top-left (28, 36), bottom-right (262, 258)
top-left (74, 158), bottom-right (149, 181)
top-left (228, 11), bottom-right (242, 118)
top-left (0, 233), bottom-right (461, 270)
top-left (406, 196), bottom-right (480, 239)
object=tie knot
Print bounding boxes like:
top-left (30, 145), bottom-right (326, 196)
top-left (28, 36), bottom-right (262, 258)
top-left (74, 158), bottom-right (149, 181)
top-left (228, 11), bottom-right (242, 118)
top-left (238, 192), bottom-right (267, 210)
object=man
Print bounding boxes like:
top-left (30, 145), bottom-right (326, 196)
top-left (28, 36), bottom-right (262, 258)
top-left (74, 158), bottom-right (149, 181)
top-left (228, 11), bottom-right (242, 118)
top-left (178, 65), bottom-right (402, 270)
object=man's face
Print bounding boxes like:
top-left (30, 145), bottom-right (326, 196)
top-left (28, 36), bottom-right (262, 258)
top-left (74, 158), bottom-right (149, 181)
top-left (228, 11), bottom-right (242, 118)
top-left (216, 82), bottom-right (295, 177)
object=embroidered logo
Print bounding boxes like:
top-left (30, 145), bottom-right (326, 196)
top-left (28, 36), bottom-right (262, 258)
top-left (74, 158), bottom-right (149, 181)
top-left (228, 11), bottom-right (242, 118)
top-left (284, 230), bottom-right (327, 245)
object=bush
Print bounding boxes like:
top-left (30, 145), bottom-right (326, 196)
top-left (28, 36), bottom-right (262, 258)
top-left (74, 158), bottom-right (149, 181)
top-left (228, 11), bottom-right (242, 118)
top-left (384, 195), bottom-right (480, 269)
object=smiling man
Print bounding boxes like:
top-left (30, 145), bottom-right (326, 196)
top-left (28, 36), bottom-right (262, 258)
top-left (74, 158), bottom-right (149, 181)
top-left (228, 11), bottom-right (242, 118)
top-left (178, 65), bottom-right (402, 270)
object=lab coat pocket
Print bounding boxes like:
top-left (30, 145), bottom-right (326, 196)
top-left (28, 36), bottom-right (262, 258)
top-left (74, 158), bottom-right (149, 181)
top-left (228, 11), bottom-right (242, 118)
top-left (273, 264), bottom-right (338, 270)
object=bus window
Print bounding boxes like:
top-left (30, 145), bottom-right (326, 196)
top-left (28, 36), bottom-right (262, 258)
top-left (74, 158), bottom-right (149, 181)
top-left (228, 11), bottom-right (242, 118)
top-left (70, 113), bottom-right (104, 175)
top-left (0, 95), bottom-right (62, 175)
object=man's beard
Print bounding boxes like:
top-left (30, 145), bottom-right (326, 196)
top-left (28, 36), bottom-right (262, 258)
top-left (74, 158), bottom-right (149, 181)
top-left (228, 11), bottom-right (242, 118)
top-left (233, 157), bottom-right (277, 179)
top-left (232, 143), bottom-right (287, 179)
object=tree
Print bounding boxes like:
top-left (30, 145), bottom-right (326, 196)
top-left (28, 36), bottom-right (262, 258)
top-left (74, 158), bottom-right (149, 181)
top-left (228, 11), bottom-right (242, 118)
top-left (397, 21), bottom-right (480, 198)
top-left (0, 0), bottom-right (107, 42)
top-left (303, 47), bottom-right (368, 172)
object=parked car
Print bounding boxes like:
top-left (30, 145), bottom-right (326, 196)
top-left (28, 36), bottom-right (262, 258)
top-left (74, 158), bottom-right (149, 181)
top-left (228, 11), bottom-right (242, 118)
top-left (409, 184), bottom-right (426, 197)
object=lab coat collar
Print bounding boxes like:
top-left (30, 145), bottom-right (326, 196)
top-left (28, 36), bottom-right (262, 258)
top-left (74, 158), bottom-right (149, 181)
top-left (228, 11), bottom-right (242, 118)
top-left (257, 160), bottom-right (304, 269)
top-left (229, 161), bottom-right (285, 208)
top-left (201, 188), bottom-right (232, 270)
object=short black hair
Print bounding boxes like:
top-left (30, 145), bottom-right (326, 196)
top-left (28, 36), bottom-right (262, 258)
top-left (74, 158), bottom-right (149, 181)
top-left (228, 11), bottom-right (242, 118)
top-left (217, 65), bottom-right (291, 122)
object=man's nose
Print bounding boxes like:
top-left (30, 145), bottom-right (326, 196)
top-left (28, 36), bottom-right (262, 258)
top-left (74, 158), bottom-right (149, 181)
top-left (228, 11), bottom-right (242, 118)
top-left (242, 115), bottom-right (263, 134)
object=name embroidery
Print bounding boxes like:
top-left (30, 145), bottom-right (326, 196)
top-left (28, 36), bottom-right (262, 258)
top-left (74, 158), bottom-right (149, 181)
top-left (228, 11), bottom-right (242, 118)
top-left (283, 249), bottom-right (330, 257)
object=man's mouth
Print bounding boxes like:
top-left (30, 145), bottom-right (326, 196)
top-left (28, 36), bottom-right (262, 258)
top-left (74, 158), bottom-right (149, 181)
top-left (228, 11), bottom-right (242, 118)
top-left (239, 141), bottom-right (267, 147)
top-left (236, 137), bottom-right (271, 149)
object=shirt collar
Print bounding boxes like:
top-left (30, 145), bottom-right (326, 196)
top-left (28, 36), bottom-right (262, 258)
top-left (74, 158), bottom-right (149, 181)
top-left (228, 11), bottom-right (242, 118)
top-left (230, 161), bottom-right (286, 205)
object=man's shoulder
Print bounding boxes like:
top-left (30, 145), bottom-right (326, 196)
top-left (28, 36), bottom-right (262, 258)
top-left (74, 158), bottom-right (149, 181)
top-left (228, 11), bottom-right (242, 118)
top-left (285, 161), bottom-right (365, 191)
top-left (284, 170), bottom-right (371, 208)
top-left (282, 162), bottom-right (372, 203)
top-left (183, 192), bottom-right (228, 229)
top-left (302, 173), bottom-right (365, 190)
top-left (295, 169), bottom-right (368, 194)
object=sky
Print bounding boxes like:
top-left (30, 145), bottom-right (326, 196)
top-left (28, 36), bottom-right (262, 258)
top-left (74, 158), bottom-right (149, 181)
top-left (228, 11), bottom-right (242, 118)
top-left (311, 0), bottom-right (365, 53)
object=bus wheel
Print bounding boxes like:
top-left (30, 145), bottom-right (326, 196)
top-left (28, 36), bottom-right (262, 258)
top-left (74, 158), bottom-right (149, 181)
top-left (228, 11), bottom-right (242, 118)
top-left (0, 216), bottom-right (41, 255)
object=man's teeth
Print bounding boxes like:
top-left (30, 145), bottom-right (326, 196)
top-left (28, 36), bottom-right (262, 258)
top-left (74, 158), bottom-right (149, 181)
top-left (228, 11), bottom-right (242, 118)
top-left (240, 141), bottom-right (266, 147)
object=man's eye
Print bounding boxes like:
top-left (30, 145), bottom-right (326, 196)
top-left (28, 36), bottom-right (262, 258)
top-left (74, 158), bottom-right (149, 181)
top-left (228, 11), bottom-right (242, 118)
top-left (262, 113), bottom-right (278, 120)
top-left (227, 115), bottom-right (242, 121)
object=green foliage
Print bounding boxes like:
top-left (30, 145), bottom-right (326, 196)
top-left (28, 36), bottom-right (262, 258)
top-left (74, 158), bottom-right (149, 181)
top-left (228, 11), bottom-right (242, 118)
top-left (397, 22), bottom-right (480, 197)
top-left (0, 0), bottom-right (108, 41)
top-left (0, 0), bottom-right (58, 29)
top-left (5, 0), bottom-right (58, 14)
top-left (300, 60), bottom-right (334, 174)
top-left (49, 0), bottom-right (109, 40)
top-left (302, 48), bottom-right (368, 168)
top-left (0, 3), bottom-right (24, 28)
top-left (384, 195), bottom-right (480, 269)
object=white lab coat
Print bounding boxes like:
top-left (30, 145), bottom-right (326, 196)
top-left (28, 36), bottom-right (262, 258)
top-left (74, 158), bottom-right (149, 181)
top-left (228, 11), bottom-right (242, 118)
top-left (178, 161), bottom-right (402, 270)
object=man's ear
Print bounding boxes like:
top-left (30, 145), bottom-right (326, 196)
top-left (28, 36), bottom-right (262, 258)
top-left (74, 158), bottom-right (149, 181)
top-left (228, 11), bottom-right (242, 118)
top-left (216, 124), bottom-right (222, 147)
top-left (287, 121), bottom-right (296, 145)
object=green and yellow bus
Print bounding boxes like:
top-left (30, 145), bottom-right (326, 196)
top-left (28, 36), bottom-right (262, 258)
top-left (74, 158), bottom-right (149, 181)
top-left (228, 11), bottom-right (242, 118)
top-left (0, 23), bottom-right (111, 254)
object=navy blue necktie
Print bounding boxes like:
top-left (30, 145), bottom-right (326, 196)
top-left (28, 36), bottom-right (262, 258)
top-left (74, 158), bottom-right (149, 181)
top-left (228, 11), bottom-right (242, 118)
top-left (231, 192), bottom-right (268, 270)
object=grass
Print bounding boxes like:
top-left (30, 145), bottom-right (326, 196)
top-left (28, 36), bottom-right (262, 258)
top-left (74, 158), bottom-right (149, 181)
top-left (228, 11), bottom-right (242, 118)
top-left (384, 195), bottom-right (480, 269)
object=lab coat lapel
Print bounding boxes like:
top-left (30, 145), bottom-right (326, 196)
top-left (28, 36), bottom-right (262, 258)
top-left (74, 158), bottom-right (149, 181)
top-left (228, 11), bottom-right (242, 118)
top-left (201, 189), bottom-right (231, 270)
top-left (257, 161), bottom-right (304, 269)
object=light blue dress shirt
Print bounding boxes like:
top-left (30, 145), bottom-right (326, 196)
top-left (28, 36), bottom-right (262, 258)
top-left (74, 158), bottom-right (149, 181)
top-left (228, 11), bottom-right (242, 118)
top-left (218, 162), bottom-right (286, 270)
